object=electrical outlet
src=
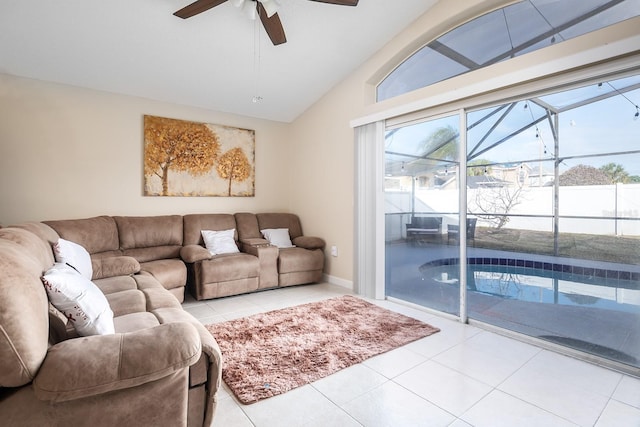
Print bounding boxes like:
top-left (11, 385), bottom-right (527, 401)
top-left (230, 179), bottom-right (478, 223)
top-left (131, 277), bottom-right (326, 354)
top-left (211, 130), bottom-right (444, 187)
top-left (331, 246), bottom-right (338, 257)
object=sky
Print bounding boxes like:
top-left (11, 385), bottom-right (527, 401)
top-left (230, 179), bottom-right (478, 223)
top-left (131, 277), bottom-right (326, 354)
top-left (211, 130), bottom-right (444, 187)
top-left (386, 76), bottom-right (640, 177)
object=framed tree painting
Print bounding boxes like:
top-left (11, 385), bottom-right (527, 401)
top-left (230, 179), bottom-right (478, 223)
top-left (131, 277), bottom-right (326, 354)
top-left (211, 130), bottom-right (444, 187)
top-left (143, 115), bottom-right (255, 196)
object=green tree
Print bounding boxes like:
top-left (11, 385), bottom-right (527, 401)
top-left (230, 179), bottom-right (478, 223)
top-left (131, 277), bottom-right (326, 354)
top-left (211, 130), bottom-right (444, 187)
top-left (467, 159), bottom-right (492, 176)
top-left (144, 116), bottom-right (220, 196)
top-left (420, 125), bottom-right (458, 161)
top-left (394, 125), bottom-right (458, 177)
top-left (599, 162), bottom-right (630, 183)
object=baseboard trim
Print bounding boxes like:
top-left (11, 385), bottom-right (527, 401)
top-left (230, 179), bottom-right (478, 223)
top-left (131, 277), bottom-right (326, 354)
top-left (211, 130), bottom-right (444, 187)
top-left (323, 274), bottom-right (353, 290)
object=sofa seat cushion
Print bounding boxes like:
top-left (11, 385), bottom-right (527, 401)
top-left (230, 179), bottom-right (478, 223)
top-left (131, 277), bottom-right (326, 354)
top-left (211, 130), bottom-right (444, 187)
top-left (196, 253), bottom-right (259, 284)
top-left (278, 247), bottom-right (324, 273)
top-left (114, 312), bottom-right (161, 334)
top-left (91, 256), bottom-right (140, 280)
top-left (140, 259), bottom-right (187, 290)
top-left (143, 288), bottom-right (183, 311)
top-left (106, 290), bottom-right (147, 317)
top-left (93, 275), bottom-right (138, 295)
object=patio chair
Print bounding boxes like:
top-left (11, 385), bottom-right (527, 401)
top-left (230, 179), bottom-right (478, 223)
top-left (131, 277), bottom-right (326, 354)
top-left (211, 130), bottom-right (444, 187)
top-left (447, 218), bottom-right (477, 246)
top-left (405, 216), bottom-right (442, 246)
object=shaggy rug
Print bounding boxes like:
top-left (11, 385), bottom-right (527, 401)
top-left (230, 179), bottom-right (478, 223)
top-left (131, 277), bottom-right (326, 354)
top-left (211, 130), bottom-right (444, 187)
top-left (205, 295), bottom-right (440, 404)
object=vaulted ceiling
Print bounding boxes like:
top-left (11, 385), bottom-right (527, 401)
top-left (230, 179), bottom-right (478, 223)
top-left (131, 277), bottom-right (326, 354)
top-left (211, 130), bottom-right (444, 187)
top-left (0, 0), bottom-right (437, 122)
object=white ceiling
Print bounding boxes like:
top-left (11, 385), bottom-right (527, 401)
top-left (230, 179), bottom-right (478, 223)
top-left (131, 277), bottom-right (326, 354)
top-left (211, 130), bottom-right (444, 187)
top-left (0, 0), bottom-right (437, 122)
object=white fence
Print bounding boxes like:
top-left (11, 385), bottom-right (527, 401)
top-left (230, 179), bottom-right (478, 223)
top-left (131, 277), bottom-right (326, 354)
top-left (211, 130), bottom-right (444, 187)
top-left (385, 183), bottom-right (640, 241)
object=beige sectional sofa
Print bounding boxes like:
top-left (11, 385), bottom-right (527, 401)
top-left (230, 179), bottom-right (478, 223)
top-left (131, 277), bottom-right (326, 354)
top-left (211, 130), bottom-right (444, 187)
top-left (0, 212), bottom-right (324, 426)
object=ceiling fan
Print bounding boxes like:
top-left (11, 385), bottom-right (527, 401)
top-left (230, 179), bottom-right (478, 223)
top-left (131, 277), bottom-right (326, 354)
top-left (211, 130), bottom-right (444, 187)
top-left (173, 0), bottom-right (359, 46)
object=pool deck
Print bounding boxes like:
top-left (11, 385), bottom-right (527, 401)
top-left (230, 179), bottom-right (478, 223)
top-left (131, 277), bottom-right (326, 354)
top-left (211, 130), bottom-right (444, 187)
top-left (385, 240), bottom-right (640, 373)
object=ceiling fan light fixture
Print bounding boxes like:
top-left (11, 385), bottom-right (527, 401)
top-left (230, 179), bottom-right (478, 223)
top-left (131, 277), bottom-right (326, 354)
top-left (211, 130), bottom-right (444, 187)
top-left (241, 0), bottom-right (258, 20)
top-left (259, 0), bottom-right (280, 17)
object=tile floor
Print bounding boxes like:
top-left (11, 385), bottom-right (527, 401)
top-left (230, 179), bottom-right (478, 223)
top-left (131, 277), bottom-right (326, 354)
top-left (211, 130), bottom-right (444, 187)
top-left (182, 283), bottom-right (640, 427)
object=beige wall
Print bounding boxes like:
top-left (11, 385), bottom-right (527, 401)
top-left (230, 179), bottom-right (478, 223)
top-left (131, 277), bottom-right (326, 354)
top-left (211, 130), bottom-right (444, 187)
top-left (2, 0), bottom-right (638, 287)
top-left (287, 0), bottom-right (639, 286)
top-left (287, 0), bottom-right (511, 284)
top-left (0, 74), bottom-right (290, 224)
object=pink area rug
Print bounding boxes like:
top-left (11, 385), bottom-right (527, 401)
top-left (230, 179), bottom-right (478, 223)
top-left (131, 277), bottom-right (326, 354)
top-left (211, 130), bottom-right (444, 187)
top-left (205, 295), bottom-right (440, 404)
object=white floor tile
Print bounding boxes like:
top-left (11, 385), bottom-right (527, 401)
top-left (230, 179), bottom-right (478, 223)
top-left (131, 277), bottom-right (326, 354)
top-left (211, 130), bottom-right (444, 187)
top-left (240, 384), bottom-right (337, 427)
top-left (612, 375), bottom-right (640, 409)
top-left (395, 360), bottom-right (492, 416)
top-left (301, 406), bottom-right (362, 427)
top-left (363, 346), bottom-right (429, 379)
top-left (403, 320), bottom-right (481, 359)
top-left (432, 331), bottom-right (539, 386)
top-left (184, 284), bottom-right (637, 427)
top-left (342, 381), bottom-right (455, 427)
top-left (498, 358), bottom-right (610, 426)
top-left (183, 303), bottom-right (217, 319)
top-left (312, 364), bottom-right (388, 405)
top-left (204, 295), bottom-right (261, 315)
top-left (461, 390), bottom-right (577, 427)
top-left (212, 397), bottom-right (254, 427)
top-left (521, 350), bottom-right (622, 397)
top-left (594, 399), bottom-right (640, 427)
top-left (448, 420), bottom-right (473, 427)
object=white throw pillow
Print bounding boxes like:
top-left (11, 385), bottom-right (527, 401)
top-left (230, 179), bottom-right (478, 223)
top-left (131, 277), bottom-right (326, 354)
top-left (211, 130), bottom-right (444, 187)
top-left (41, 263), bottom-right (115, 336)
top-left (261, 228), bottom-right (295, 248)
top-left (201, 229), bottom-right (239, 255)
top-left (53, 238), bottom-right (93, 280)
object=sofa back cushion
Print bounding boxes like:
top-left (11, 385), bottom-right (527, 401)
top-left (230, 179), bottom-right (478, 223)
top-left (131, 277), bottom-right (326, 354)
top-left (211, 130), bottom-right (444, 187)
top-left (234, 212), bottom-right (261, 240)
top-left (0, 234), bottom-right (50, 387)
top-left (256, 213), bottom-right (303, 239)
top-left (183, 214), bottom-right (237, 246)
top-left (1, 227), bottom-right (55, 271)
top-left (44, 216), bottom-right (120, 255)
top-left (115, 216), bottom-right (183, 263)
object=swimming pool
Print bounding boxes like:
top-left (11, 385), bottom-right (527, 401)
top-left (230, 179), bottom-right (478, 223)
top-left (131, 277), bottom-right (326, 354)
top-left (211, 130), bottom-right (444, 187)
top-left (419, 257), bottom-right (640, 314)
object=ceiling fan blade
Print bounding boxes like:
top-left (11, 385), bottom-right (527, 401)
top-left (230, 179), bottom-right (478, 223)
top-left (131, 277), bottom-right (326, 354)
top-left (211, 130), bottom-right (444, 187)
top-left (258, 2), bottom-right (287, 45)
top-left (307, 0), bottom-right (359, 5)
top-left (174, 0), bottom-right (228, 19)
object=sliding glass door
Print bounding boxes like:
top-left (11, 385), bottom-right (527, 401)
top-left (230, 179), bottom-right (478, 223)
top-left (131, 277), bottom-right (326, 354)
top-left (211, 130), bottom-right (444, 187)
top-left (384, 114), bottom-right (461, 316)
top-left (382, 72), bottom-right (640, 371)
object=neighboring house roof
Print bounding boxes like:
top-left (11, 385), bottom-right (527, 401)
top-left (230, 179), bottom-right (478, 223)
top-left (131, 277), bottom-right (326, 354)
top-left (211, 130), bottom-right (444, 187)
top-left (466, 175), bottom-right (511, 188)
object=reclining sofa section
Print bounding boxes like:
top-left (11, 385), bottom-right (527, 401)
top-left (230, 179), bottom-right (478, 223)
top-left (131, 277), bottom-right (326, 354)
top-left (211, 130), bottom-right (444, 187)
top-left (0, 222), bottom-right (222, 427)
top-left (0, 211), bottom-right (324, 426)
top-left (42, 212), bottom-right (325, 302)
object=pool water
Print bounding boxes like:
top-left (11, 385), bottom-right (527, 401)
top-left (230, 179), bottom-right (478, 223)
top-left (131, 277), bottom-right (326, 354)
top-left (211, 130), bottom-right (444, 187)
top-left (420, 258), bottom-right (640, 314)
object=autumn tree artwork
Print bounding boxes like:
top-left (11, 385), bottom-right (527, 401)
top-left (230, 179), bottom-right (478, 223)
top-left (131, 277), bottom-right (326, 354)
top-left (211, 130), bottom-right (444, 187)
top-left (144, 115), bottom-right (255, 197)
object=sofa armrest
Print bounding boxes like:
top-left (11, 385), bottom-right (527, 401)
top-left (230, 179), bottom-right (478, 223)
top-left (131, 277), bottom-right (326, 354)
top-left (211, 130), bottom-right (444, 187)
top-left (292, 236), bottom-right (326, 250)
top-left (91, 256), bottom-right (140, 280)
top-left (180, 244), bottom-right (212, 263)
top-left (33, 322), bottom-right (201, 403)
top-left (239, 239), bottom-right (278, 288)
top-left (239, 238), bottom-right (271, 251)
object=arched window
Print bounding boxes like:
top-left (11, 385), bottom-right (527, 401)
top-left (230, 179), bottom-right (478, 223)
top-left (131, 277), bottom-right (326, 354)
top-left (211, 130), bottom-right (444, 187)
top-left (377, 0), bottom-right (640, 102)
